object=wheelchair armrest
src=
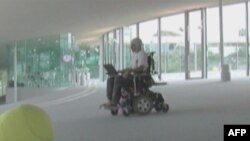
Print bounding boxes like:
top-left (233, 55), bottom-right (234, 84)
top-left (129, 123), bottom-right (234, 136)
top-left (132, 72), bottom-right (149, 77)
top-left (153, 82), bottom-right (167, 86)
top-left (131, 72), bottom-right (167, 86)
top-left (106, 72), bottom-right (122, 77)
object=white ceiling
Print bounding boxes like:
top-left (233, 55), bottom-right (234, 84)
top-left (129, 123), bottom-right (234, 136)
top-left (0, 0), bottom-right (244, 45)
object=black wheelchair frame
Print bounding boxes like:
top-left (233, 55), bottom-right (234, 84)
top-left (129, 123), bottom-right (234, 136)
top-left (108, 53), bottom-right (169, 116)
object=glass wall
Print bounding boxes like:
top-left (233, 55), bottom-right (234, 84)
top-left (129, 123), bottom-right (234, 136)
top-left (78, 44), bottom-right (100, 79)
top-left (115, 29), bottom-right (121, 70)
top-left (59, 34), bottom-right (75, 86)
top-left (123, 25), bottom-right (137, 68)
top-left (249, 2), bottom-right (250, 75)
top-left (101, 1), bottom-right (250, 81)
top-left (223, 3), bottom-right (247, 77)
top-left (6, 33), bottom-right (89, 88)
top-left (188, 10), bottom-right (203, 78)
top-left (102, 34), bottom-right (108, 80)
top-left (0, 71), bottom-right (7, 97)
top-left (108, 32), bottom-right (115, 66)
top-left (103, 31), bottom-right (121, 70)
top-left (161, 14), bottom-right (185, 80)
top-left (103, 34), bottom-right (108, 65)
top-left (139, 20), bottom-right (159, 73)
top-left (207, 7), bottom-right (221, 79)
top-left (7, 36), bottom-right (61, 88)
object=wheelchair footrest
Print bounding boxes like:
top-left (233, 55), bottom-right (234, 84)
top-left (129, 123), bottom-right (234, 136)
top-left (153, 82), bottom-right (167, 85)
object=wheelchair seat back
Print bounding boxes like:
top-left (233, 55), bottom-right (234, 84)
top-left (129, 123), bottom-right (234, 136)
top-left (147, 52), bottom-right (156, 74)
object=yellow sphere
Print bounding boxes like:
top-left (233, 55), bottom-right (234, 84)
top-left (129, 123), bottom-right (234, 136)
top-left (0, 104), bottom-right (54, 141)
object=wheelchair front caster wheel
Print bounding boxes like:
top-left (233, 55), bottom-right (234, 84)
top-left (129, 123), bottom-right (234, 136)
top-left (110, 109), bottom-right (118, 116)
top-left (122, 107), bottom-right (131, 117)
top-left (155, 103), bottom-right (163, 112)
top-left (162, 103), bottom-right (169, 113)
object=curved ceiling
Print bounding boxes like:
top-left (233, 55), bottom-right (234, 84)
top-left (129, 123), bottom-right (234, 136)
top-left (0, 0), bottom-right (244, 45)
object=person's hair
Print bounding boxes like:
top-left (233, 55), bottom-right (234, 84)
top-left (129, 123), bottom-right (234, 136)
top-left (131, 38), bottom-right (143, 51)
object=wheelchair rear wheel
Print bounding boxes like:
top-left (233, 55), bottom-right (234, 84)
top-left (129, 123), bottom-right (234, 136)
top-left (133, 95), bottom-right (153, 115)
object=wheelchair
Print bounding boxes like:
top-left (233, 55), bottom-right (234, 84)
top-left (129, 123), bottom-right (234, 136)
top-left (108, 72), bottom-right (169, 116)
top-left (108, 52), bottom-right (169, 116)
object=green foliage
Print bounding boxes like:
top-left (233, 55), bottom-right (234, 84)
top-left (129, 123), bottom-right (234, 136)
top-left (224, 45), bottom-right (247, 70)
top-left (207, 50), bottom-right (220, 71)
top-left (77, 44), bottom-right (100, 78)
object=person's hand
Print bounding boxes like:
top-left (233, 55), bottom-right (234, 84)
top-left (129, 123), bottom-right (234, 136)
top-left (117, 70), bottom-right (124, 74)
top-left (122, 69), bottom-right (131, 78)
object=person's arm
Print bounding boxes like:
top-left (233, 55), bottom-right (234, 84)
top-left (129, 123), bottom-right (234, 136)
top-left (118, 67), bottom-right (132, 73)
top-left (130, 65), bottom-right (145, 73)
top-left (122, 53), bottom-right (148, 76)
top-left (120, 62), bottom-right (146, 74)
top-left (121, 52), bottom-right (148, 77)
top-left (118, 53), bottom-right (134, 73)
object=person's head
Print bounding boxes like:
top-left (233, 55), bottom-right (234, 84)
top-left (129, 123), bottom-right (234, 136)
top-left (130, 38), bottom-right (143, 53)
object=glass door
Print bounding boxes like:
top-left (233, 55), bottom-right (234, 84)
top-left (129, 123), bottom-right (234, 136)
top-left (161, 14), bottom-right (185, 81)
top-left (188, 10), bottom-right (203, 79)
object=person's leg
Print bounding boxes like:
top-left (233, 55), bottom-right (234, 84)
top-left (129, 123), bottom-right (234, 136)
top-left (112, 75), bottom-right (133, 106)
top-left (111, 76), bottom-right (122, 106)
top-left (106, 76), bottom-right (114, 102)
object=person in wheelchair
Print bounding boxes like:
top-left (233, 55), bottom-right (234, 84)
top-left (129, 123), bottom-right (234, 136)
top-left (104, 37), bottom-right (148, 108)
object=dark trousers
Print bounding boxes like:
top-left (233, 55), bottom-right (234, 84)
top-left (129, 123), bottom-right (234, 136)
top-left (106, 75), bottom-right (133, 105)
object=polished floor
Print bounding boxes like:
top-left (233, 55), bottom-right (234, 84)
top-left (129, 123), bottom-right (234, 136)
top-left (0, 78), bottom-right (250, 141)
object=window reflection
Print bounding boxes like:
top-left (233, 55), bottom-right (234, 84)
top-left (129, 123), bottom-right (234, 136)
top-left (161, 14), bottom-right (185, 80)
top-left (108, 32), bottom-right (115, 66)
top-left (207, 7), bottom-right (220, 79)
top-left (189, 10), bottom-right (202, 78)
top-left (139, 20), bottom-right (159, 74)
top-left (123, 25), bottom-right (137, 68)
top-left (6, 34), bottom-right (99, 88)
top-left (223, 3), bottom-right (247, 77)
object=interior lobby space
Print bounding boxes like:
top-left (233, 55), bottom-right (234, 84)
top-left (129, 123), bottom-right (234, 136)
top-left (0, 78), bottom-right (250, 141)
top-left (0, 0), bottom-right (250, 141)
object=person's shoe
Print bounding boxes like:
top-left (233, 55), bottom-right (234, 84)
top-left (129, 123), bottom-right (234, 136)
top-left (102, 102), bottom-right (116, 109)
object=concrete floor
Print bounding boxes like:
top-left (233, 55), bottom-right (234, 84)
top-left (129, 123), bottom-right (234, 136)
top-left (0, 78), bottom-right (250, 141)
